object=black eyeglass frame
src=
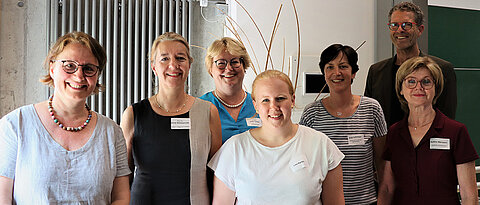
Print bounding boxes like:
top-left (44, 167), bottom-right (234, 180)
top-left (387, 22), bottom-right (418, 31)
top-left (213, 57), bottom-right (244, 70)
top-left (51, 59), bottom-right (100, 77)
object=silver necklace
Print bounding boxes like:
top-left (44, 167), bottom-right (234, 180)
top-left (154, 94), bottom-right (187, 113)
top-left (409, 119), bottom-right (434, 130)
top-left (214, 90), bottom-right (246, 108)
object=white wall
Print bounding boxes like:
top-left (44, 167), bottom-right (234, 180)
top-left (228, 0), bottom-right (376, 122)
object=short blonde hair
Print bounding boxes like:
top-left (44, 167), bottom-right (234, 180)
top-left (252, 70), bottom-right (294, 101)
top-left (40, 31), bottom-right (106, 93)
top-left (395, 56), bottom-right (444, 113)
top-left (205, 37), bottom-right (251, 76)
top-left (150, 32), bottom-right (193, 64)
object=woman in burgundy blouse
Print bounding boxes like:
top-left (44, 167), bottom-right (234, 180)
top-left (378, 56), bottom-right (478, 205)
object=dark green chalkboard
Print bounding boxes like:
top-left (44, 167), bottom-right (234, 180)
top-left (428, 6), bottom-right (480, 68)
top-left (429, 6), bottom-right (480, 162)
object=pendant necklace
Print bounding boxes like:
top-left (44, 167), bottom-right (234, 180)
top-left (154, 94), bottom-right (188, 113)
top-left (410, 119), bottom-right (434, 131)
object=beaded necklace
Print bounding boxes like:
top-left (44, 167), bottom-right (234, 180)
top-left (48, 95), bottom-right (92, 132)
top-left (214, 90), bottom-right (246, 108)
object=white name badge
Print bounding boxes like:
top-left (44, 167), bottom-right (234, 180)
top-left (348, 135), bottom-right (365, 145)
top-left (246, 118), bottom-right (262, 127)
top-left (171, 118), bottom-right (191, 129)
top-left (430, 138), bottom-right (450, 150)
top-left (289, 154), bottom-right (309, 172)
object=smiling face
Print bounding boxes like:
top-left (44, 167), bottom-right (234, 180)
top-left (211, 51), bottom-right (245, 90)
top-left (400, 67), bottom-right (435, 108)
top-left (49, 43), bottom-right (99, 101)
top-left (323, 52), bottom-right (355, 93)
top-left (152, 41), bottom-right (191, 88)
top-left (253, 78), bottom-right (295, 129)
top-left (389, 11), bottom-right (424, 51)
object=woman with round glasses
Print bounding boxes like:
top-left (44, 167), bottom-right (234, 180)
top-left (378, 56), bottom-right (478, 204)
top-left (201, 37), bottom-right (260, 143)
top-left (121, 32), bottom-right (222, 204)
top-left (0, 31), bottom-right (131, 204)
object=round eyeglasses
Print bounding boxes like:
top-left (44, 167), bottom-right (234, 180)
top-left (214, 58), bottom-right (243, 70)
top-left (387, 22), bottom-right (418, 31)
top-left (51, 59), bottom-right (100, 77)
top-left (404, 77), bottom-right (434, 89)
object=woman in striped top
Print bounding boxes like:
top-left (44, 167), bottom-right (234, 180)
top-left (300, 44), bottom-right (388, 205)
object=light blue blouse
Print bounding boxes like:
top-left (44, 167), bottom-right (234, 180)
top-left (0, 105), bottom-right (130, 204)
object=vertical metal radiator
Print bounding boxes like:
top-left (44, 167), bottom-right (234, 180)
top-left (46, 0), bottom-right (192, 123)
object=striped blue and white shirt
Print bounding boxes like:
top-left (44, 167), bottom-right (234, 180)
top-left (300, 96), bottom-right (387, 205)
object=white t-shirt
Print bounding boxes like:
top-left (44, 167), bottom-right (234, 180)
top-left (208, 125), bottom-right (344, 205)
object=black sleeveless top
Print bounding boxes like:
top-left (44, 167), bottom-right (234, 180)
top-left (130, 99), bottom-right (191, 204)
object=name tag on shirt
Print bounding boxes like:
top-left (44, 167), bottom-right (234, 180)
top-left (430, 138), bottom-right (450, 150)
top-left (171, 118), bottom-right (191, 129)
top-left (246, 118), bottom-right (262, 127)
top-left (289, 154), bottom-right (309, 172)
top-left (348, 135), bottom-right (365, 145)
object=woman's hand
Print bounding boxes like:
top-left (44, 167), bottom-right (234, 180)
top-left (457, 161), bottom-right (478, 205)
top-left (0, 176), bottom-right (13, 204)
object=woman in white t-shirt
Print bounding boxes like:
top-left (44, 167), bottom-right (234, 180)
top-left (208, 70), bottom-right (345, 205)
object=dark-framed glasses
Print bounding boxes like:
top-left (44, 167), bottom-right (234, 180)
top-left (51, 59), bottom-right (100, 77)
top-left (404, 77), bottom-right (434, 89)
top-left (214, 58), bottom-right (243, 70)
top-left (388, 22), bottom-right (418, 31)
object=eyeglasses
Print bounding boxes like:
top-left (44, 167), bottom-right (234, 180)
top-left (387, 22), bottom-right (418, 31)
top-left (404, 77), bottom-right (434, 89)
top-left (51, 59), bottom-right (100, 77)
top-left (214, 58), bottom-right (243, 70)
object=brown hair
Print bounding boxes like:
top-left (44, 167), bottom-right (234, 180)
top-left (205, 37), bottom-right (251, 76)
top-left (40, 31), bottom-right (106, 93)
top-left (389, 2), bottom-right (424, 25)
top-left (395, 56), bottom-right (444, 113)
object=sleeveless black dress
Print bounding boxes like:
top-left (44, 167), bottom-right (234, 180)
top-left (130, 99), bottom-right (211, 205)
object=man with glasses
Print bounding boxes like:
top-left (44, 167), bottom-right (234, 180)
top-left (365, 2), bottom-right (457, 128)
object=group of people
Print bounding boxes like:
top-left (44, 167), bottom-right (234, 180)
top-left (0, 2), bottom-right (478, 205)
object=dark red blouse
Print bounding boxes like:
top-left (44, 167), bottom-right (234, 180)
top-left (383, 109), bottom-right (478, 204)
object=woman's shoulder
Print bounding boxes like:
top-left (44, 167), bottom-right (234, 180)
top-left (95, 113), bottom-right (123, 135)
top-left (302, 100), bottom-right (323, 114)
top-left (199, 91), bottom-right (214, 101)
top-left (223, 130), bottom-right (252, 146)
top-left (435, 109), bottom-right (466, 130)
top-left (1, 104), bottom-right (35, 123)
top-left (297, 125), bottom-right (329, 142)
top-left (359, 96), bottom-right (381, 107)
top-left (192, 97), bottom-right (213, 111)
